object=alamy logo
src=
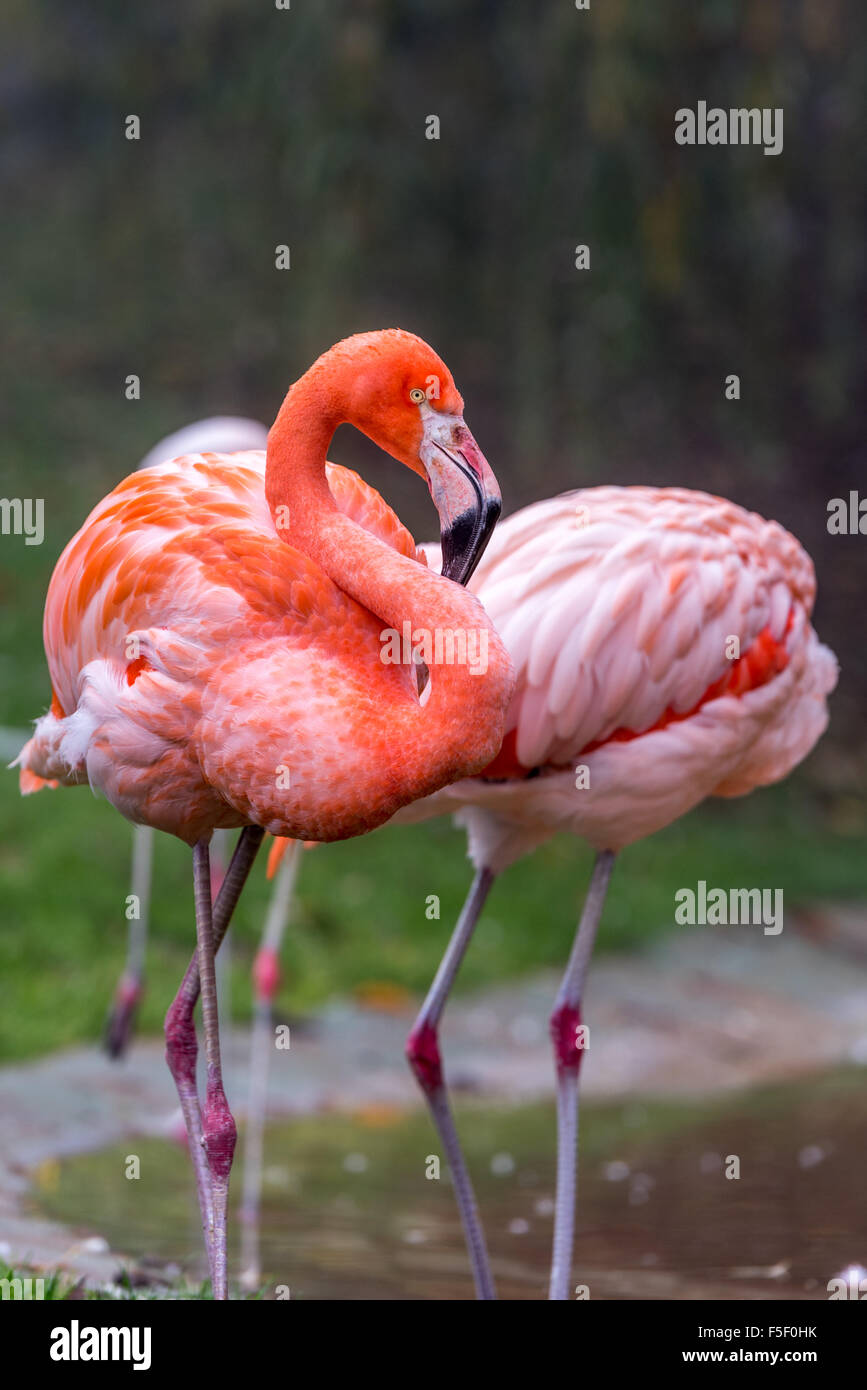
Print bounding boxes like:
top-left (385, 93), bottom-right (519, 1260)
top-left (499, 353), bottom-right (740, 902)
top-left (49, 1319), bottom-right (152, 1370)
top-left (827, 491), bottom-right (867, 534)
top-left (1, 1275), bottom-right (45, 1299)
top-left (0, 497), bottom-right (44, 545)
top-left (828, 1265), bottom-right (867, 1299)
top-left (380, 622), bottom-right (489, 675)
top-left (675, 881), bottom-right (783, 935)
top-left (675, 102), bottom-right (783, 156)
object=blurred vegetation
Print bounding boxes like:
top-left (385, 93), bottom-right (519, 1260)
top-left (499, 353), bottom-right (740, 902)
top-left (0, 2), bottom-right (865, 1057)
top-left (0, 1261), bottom-right (218, 1300)
top-left (1, 770), bottom-right (862, 1061)
top-left (1, 1), bottom-right (865, 729)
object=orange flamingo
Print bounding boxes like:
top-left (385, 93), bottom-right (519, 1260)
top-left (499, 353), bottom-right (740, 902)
top-left (16, 329), bottom-right (515, 1298)
top-left (267, 485), bottom-right (837, 1300)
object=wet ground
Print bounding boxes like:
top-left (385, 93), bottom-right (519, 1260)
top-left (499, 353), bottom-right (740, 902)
top-left (27, 1069), bottom-right (867, 1300)
top-left (3, 911), bottom-right (867, 1297)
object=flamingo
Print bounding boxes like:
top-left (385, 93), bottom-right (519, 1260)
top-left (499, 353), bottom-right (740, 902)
top-left (103, 417), bottom-right (270, 1060)
top-left (15, 328), bottom-right (515, 1299)
top-left (266, 485), bottom-right (836, 1300)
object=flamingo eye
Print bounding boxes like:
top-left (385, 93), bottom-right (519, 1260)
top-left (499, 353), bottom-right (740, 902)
top-left (409, 388), bottom-right (426, 404)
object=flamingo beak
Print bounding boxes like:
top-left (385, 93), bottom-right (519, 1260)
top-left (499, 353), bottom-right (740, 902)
top-left (419, 406), bottom-right (502, 586)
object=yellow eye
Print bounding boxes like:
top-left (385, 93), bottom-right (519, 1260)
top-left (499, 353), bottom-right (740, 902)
top-left (409, 388), bottom-right (425, 403)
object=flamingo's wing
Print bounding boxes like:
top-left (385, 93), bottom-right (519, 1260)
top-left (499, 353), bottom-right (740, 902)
top-left (20, 451), bottom-right (427, 807)
top-left (39, 453), bottom-right (422, 718)
top-left (472, 486), bottom-right (826, 771)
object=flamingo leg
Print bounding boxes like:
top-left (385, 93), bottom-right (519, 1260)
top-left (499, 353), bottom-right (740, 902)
top-left (548, 849), bottom-right (616, 1301)
top-left (105, 823), bottom-right (153, 1057)
top-left (405, 865), bottom-right (497, 1301)
top-left (240, 840), bottom-right (301, 1291)
top-left (211, 829), bottom-right (232, 1025)
top-left (108, 825), bottom-right (230, 1063)
top-left (164, 825), bottom-right (264, 1293)
top-left (191, 838), bottom-right (236, 1299)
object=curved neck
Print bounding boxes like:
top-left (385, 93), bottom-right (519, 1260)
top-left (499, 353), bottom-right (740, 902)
top-left (263, 369), bottom-right (514, 800)
top-left (265, 372), bottom-right (484, 640)
top-left (266, 372), bottom-right (341, 529)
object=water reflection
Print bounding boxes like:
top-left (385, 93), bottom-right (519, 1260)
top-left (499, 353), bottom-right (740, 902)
top-left (33, 1068), bottom-right (867, 1299)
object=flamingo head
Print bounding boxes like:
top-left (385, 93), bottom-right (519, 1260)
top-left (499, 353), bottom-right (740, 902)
top-left (337, 329), bottom-right (503, 585)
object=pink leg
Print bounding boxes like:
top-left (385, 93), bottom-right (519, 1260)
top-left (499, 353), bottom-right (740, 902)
top-left (105, 824), bottom-right (153, 1058)
top-left (548, 850), bottom-right (615, 1301)
top-left (165, 940), bottom-right (216, 1277)
top-left (105, 971), bottom-right (145, 1059)
top-left (192, 838), bottom-right (235, 1300)
top-left (164, 826), bottom-right (264, 1292)
top-left (406, 866), bottom-right (497, 1300)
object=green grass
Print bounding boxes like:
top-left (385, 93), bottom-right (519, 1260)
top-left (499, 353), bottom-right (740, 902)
top-left (0, 1261), bottom-right (233, 1300)
top-left (1, 762), bottom-right (864, 1062)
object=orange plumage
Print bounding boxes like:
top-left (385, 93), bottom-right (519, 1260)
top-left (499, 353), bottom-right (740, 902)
top-left (17, 330), bottom-right (514, 846)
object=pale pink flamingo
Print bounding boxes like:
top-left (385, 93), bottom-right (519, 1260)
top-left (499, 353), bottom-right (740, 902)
top-left (267, 485), bottom-right (836, 1300)
top-left (15, 328), bottom-right (514, 1299)
top-left (104, 417), bottom-right (270, 1060)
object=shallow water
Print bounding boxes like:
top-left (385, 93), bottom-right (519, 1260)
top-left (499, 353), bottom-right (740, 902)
top-left (32, 1068), bottom-right (867, 1299)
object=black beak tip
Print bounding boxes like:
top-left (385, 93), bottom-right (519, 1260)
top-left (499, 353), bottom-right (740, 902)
top-left (440, 496), bottom-right (501, 586)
